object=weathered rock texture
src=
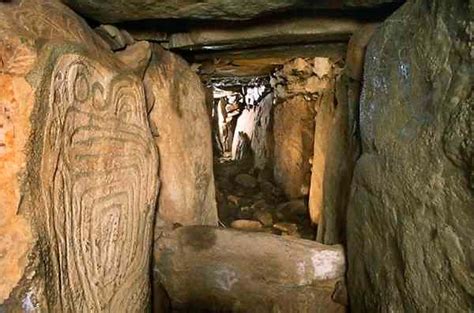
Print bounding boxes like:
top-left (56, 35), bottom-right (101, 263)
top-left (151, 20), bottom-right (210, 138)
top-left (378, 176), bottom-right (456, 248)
top-left (306, 59), bottom-right (349, 243)
top-left (312, 25), bottom-right (376, 245)
top-left (168, 18), bottom-right (363, 50)
top-left (252, 93), bottom-right (274, 170)
top-left (347, 0), bottom-right (473, 311)
top-left (0, 0), bottom-right (159, 311)
top-left (145, 45), bottom-right (218, 227)
top-left (154, 225), bottom-right (346, 312)
top-left (64, 0), bottom-right (403, 23)
top-left (272, 58), bottom-right (320, 199)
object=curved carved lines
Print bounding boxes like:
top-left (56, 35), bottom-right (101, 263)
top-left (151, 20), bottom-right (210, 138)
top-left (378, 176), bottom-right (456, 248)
top-left (12, 1), bottom-right (100, 48)
top-left (40, 54), bottom-right (158, 312)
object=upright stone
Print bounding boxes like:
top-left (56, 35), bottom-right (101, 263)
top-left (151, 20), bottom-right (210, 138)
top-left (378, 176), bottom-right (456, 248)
top-left (272, 58), bottom-right (316, 199)
top-left (347, 0), bottom-right (473, 311)
top-left (145, 45), bottom-right (218, 227)
top-left (311, 26), bottom-right (375, 244)
top-left (0, 0), bottom-right (159, 311)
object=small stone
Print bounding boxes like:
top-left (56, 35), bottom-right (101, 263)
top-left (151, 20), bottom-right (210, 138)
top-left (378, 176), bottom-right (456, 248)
top-left (95, 24), bottom-right (127, 50)
top-left (235, 173), bottom-right (258, 188)
top-left (273, 222), bottom-right (298, 234)
top-left (231, 219), bottom-right (263, 231)
top-left (253, 210), bottom-right (273, 227)
top-left (227, 194), bottom-right (240, 206)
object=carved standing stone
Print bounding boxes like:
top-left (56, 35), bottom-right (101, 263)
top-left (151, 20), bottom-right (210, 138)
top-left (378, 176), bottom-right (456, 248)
top-left (40, 54), bottom-right (158, 312)
top-left (0, 0), bottom-right (159, 311)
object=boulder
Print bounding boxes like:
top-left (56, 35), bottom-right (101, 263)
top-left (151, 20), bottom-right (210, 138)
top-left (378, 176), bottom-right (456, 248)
top-left (0, 0), bottom-right (159, 311)
top-left (154, 226), bottom-right (346, 312)
top-left (235, 173), bottom-right (258, 188)
top-left (347, 0), bottom-right (473, 311)
top-left (145, 45), bottom-right (218, 228)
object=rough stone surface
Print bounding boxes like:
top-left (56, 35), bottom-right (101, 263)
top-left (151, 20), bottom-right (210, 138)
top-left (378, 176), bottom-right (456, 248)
top-left (168, 18), bottom-right (363, 50)
top-left (272, 58), bottom-right (321, 199)
top-left (95, 24), bottom-right (127, 51)
top-left (252, 93), bottom-right (274, 170)
top-left (347, 0), bottom-right (473, 311)
top-left (272, 94), bottom-right (315, 199)
top-left (145, 45), bottom-right (218, 227)
top-left (343, 0), bottom-right (403, 8)
top-left (63, 0), bottom-right (402, 23)
top-left (314, 24), bottom-right (374, 245)
top-left (154, 226), bottom-right (346, 312)
top-left (0, 0), bottom-right (159, 311)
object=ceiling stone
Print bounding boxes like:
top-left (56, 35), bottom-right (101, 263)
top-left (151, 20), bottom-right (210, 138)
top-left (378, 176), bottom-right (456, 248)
top-left (63, 0), bottom-right (404, 23)
top-left (168, 18), bottom-right (363, 50)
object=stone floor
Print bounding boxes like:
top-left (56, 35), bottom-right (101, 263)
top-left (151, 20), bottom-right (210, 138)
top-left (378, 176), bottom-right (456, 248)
top-left (214, 155), bottom-right (316, 240)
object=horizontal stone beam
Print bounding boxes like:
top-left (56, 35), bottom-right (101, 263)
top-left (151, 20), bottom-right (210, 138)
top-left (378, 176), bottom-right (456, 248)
top-left (168, 18), bottom-right (364, 50)
top-left (193, 43), bottom-right (347, 78)
top-left (154, 226), bottom-right (347, 312)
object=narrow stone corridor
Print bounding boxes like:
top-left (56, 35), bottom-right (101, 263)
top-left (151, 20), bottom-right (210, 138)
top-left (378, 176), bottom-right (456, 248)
top-left (0, 0), bottom-right (472, 312)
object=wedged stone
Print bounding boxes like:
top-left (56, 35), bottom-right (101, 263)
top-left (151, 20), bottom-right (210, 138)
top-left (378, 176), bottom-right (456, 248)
top-left (114, 41), bottom-right (151, 77)
top-left (95, 24), bottom-right (127, 50)
top-left (154, 226), bottom-right (346, 313)
top-left (145, 44), bottom-right (218, 228)
top-left (347, 0), bottom-right (473, 311)
top-left (120, 29), bottom-right (135, 45)
top-left (0, 0), bottom-right (159, 310)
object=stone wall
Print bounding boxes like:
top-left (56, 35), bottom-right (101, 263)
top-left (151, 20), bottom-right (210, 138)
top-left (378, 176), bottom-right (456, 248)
top-left (347, 0), bottom-right (473, 311)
